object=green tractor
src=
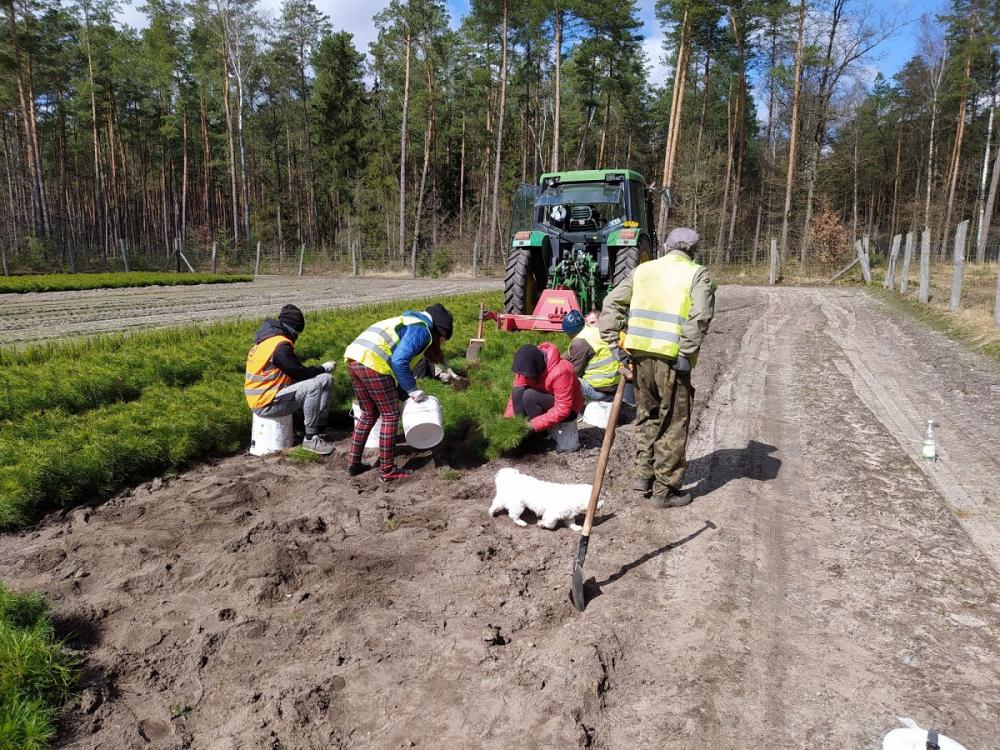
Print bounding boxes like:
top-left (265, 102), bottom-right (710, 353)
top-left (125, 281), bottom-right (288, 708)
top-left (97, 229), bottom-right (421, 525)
top-left (505, 169), bottom-right (659, 316)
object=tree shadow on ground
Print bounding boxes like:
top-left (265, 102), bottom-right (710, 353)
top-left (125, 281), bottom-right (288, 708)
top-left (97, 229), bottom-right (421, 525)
top-left (684, 440), bottom-right (781, 498)
top-left (581, 520), bottom-right (717, 603)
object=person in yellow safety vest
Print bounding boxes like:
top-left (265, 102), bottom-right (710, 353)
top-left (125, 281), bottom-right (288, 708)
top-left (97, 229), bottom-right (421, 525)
top-left (344, 303), bottom-right (453, 482)
top-left (562, 309), bottom-right (620, 403)
top-left (245, 304), bottom-right (337, 455)
top-left (599, 227), bottom-right (716, 509)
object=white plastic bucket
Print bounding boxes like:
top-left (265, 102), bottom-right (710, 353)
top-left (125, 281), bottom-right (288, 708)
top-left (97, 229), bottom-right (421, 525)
top-left (549, 420), bottom-right (580, 452)
top-left (249, 413), bottom-right (294, 456)
top-left (351, 402), bottom-right (383, 449)
top-left (582, 400), bottom-right (614, 430)
top-left (402, 395), bottom-right (444, 450)
top-left (883, 728), bottom-right (966, 750)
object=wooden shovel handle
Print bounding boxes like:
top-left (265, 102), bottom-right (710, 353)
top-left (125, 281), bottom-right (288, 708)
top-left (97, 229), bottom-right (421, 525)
top-left (581, 376), bottom-right (628, 538)
top-left (476, 303), bottom-right (485, 339)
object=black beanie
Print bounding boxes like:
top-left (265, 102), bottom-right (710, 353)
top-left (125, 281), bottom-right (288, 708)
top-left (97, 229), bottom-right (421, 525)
top-left (426, 303), bottom-right (453, 339)
top-left (278, 304), bottom-right (305, 334)
top-left (512, 344), bottom-right (546, 378)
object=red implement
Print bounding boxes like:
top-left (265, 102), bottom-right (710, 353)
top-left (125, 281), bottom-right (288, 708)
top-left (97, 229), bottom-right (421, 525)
top-left (484, 289), bottom-right (583, 332)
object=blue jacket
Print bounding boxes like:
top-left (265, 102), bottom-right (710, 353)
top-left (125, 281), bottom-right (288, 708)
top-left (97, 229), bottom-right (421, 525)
top-left (391, 310), bottom-right (432, 392)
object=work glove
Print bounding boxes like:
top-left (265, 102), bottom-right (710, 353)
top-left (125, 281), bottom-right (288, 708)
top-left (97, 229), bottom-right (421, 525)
top-left (408, 389), bottom-right (428, 403)
top-left (321, 361), bottom-right (336, 373)
top-left (672, 355), bottom-right (691, 372)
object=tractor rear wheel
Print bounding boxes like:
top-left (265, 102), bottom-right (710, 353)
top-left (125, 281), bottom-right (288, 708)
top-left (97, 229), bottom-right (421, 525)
top-left (504, 247), bottom-right (547, 314)
top-left (611, 239), bottom-right (653, 291)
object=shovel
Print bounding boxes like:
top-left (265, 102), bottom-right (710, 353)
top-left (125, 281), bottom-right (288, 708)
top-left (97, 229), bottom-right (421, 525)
top-left (466, 303), bottom-right (486, 362)
top-left (571, 373), bottom-right (629, 611)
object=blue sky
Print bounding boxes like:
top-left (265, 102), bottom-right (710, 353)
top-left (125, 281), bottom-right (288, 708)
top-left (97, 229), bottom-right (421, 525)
top-left (118, 0), bottom-right (946, 86)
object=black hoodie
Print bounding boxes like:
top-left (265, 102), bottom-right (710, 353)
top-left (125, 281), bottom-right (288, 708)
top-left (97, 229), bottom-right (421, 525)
top-left (252, 319), bottom-right (325, 383)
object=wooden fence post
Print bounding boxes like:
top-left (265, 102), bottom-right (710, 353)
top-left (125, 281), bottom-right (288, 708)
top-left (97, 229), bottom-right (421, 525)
top-left (885, 234), bottom-right (901, 289)
top-left (768, 238), bottom-right (778, 285)
top-left (918, 228), bottom-right (931, 304)
top-left (949, 220), bottom-right (968, 311)
top-left (254, 240), bottom-right (261, 277)
top-left (210, 242), bottom-right (218, 274)
top-left (900, 231), bottom-right (914, 293)
top-left (298, 242), bottom-right (305, 277)
top-left (856, 240), bottom-right (872, 284)
top-left (120, 239), bottom-right (130, 274)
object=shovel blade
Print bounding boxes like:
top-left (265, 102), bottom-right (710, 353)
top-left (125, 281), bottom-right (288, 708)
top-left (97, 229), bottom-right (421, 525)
top-left (465, 339), bottom-right (485, 362)
top-left (570, 535), bottom-right (589, 611)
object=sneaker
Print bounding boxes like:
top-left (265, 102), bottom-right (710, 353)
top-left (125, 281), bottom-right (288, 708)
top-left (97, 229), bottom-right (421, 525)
top-left (648, 489), bottom-right (692, 509)
top-left (347, 462), bottom-right (371, 477)
top-left (379, 467), bottom-right (414, 483)
top-left (301, 435), bottom-right (334, 455)
top-left (631, 476), bottom-right (653, 495)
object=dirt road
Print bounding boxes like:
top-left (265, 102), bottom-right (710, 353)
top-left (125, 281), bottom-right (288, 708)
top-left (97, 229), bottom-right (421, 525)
top-left (2, 286), bottom-right (999, 748)
top-left (0, 276), bottom-right (500, 344)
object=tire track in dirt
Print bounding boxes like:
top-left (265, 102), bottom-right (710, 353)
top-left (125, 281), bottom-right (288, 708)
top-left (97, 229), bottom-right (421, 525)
top-left (0, 276), bottom-right (501, 344)
top-left (817, 289), bottom-right (1000, 573)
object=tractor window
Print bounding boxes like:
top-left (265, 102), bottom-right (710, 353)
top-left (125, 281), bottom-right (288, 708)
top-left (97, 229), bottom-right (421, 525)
top-left (536, 183), bottom-right (625, 232)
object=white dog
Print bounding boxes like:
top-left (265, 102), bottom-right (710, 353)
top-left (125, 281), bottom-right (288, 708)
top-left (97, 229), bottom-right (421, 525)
top-left (489, 467), bottom-right (603, 532)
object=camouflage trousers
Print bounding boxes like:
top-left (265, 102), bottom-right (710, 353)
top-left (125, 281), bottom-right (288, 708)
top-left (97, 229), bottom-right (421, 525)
top-left (634, 356), bottom-right (693, 496)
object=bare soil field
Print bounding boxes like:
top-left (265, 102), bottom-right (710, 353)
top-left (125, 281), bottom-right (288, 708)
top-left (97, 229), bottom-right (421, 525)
top-left (0, 276), bottom-right (501, 345)
top-left (3, 286), bottom-right (1000, 749)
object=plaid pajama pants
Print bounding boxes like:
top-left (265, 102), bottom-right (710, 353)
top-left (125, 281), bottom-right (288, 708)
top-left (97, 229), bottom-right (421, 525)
top-left (348, 361), bottom-right (402, 474)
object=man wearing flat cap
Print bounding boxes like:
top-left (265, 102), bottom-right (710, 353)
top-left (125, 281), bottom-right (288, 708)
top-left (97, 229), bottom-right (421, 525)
top-left (599, 227), bottom-right (715, 508)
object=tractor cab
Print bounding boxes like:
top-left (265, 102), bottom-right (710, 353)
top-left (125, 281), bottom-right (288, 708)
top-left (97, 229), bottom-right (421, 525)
top-left (503, 169), bottom-right (659, 325)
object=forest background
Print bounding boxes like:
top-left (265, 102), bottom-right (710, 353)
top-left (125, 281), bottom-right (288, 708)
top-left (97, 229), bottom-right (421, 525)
top-left (3, 0), bottom-right (998, 278)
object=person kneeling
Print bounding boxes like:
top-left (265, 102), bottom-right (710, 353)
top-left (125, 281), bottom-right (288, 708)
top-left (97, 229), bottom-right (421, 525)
top-left (245, 304), bottom-right (335, 454)
top-left (504, 343), bottom-right (583, 444)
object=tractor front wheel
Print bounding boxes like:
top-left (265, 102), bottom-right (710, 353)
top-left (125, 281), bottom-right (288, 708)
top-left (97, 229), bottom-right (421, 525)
top-left (504, 247), bottom-right (547, 314)
top-left (611, 239), bottom-right (653, 291)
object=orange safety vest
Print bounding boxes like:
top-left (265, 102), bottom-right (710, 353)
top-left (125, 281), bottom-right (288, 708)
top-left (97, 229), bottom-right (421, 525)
top-left (244, 335), bottom-right (293, 409)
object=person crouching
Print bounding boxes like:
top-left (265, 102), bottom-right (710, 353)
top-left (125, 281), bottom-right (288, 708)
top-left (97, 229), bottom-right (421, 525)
top-left (504, 343), bottom-right (583, 444)
top-left (244, 304), bottom-right (336, 454)
top-left (344, 303), bottom-right (453, 482)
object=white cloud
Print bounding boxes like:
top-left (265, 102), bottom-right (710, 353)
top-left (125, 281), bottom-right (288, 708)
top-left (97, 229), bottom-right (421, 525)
top-left (642, 33), bottom-right (671, 90)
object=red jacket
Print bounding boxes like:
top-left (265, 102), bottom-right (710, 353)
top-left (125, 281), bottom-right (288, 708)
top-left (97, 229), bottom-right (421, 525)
top-left (504, 341), bottom-right (584, 432)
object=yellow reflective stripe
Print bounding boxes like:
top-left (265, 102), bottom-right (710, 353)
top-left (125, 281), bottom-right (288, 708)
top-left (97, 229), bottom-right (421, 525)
top-left (588, 356), bottom-right (616, 368)
top-left (352, 339), bottom-right (391, 364)
top-left (626, 326), bottom-right (681, 343)
top-left (362, 325), bottom-right (396, 346)
top-left (629, 308), bottom-right (686, 324)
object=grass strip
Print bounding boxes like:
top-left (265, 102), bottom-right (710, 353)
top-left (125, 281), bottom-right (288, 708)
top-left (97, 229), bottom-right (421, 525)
top-left (870, 288), bottom-right (1000, 364)
top-left (0, 583), bottom-right (79, 750)
top-left (0, 272), bottom-right (251, 294)
top-left (0, 291), bottom-right (556, 528)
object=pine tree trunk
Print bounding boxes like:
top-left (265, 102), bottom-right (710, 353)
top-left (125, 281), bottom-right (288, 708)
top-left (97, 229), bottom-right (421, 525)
top-left (976, 91), bottom-right (996, 261)
top-left (459, 111), bottom-right (466, 236)
top-left (222, 49), bottom-right (240, 249)
top-left (691, 52), bottom-right (711, 231)
top-left (398, 2), bottom-right (412, 261)
top-left (940, 55), bottom-right (971, 259)
top-left (551, 7), bottom-right (562, 172)
top-left (410, 51), bottom-right (435, 278)
top-left (488, 0), bottom-right (509, 263)
top-left (656, 6), bottom-right (690, 240)
top-left (779, 0), bottom-right (806, 272)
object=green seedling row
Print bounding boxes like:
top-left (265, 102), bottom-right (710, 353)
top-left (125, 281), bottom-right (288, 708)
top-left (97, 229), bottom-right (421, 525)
top-left (0, 292), bottom-right (557, 529)
top-left (0, 583), bottom-right (79, 750)
top-left (0, 272), bottom-right (252, 294)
